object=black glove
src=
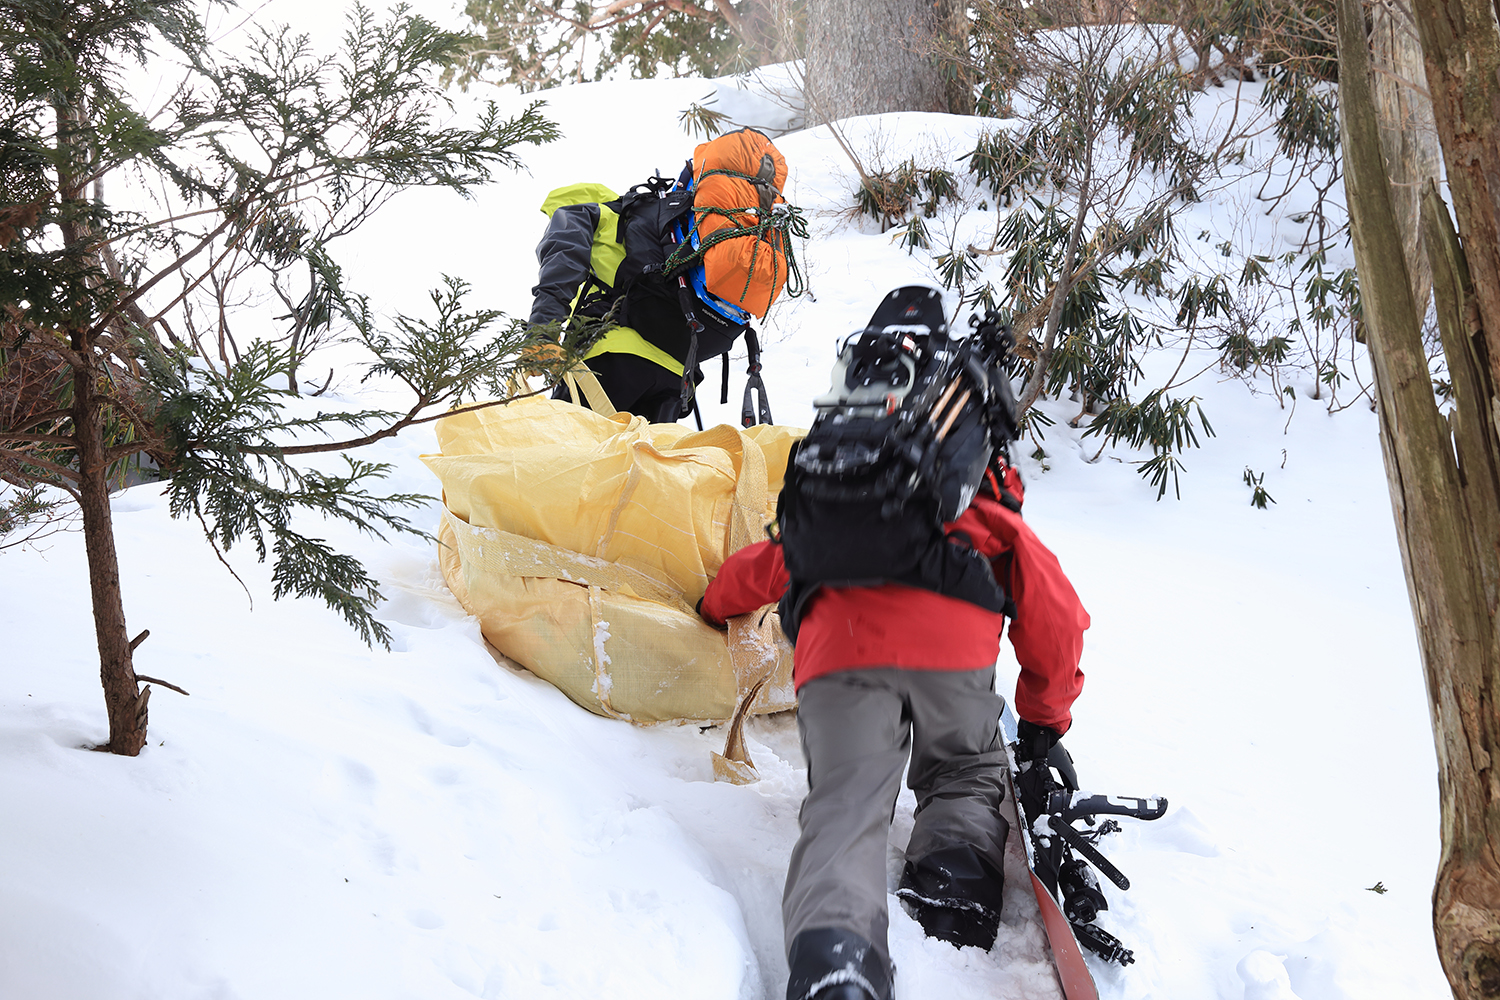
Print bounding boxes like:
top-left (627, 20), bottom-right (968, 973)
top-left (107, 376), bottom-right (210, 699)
top-left (1013, 720), bottom-right (1075, 822)
top-left (1016, 719), bottom-right (1064, 766)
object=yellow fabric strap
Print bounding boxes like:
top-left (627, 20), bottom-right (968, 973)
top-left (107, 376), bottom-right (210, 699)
top-left (678, 423), bottom-right (779, 712)
top-left (591, 205), bottom-right (625, 286)
top-left (727, 427), bottom-right (767, 552)
top-left (584, 325), bottom-right (686, 377)
top-left (585, 584), bottom-right (629, 720)
top-left (441, 509), bottom-right (692, 616)
top-left (560, 364), bottom-right (618, 416)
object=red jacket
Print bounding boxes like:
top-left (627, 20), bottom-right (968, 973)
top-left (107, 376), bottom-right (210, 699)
top-left (700, 491), bottom-right (1089, 733)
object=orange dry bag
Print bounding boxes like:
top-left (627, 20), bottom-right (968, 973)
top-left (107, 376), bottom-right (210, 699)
top-left (689, 128), bottom-right (790, 318)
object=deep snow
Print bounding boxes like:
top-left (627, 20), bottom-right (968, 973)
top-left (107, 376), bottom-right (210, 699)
top-left (0, 13), bottom-right (1450, 1000)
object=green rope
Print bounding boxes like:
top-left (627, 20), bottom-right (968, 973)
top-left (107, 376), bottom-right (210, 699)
top-left (662, 167), bottom-right (811, 308)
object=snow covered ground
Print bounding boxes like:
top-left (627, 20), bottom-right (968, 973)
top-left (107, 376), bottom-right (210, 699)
top-left (0, 15), bottom-right (1450, 1000)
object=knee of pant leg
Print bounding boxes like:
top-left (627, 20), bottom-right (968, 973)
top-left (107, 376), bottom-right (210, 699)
top-left (896, 845), bottom-right (1006, 950)
top-left (786, 928), bottom-right (893, 1000)
top-left (906, 793), bottom-right (1010, 869)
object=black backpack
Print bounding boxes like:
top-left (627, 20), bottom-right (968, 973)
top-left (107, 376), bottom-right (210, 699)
top-left (570, 175), bottom-right (749, 366)
top-left (773, 286), bottom-right (1020, 641)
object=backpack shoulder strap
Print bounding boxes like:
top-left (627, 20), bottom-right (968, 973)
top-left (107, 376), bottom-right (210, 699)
top-left (983, 455), bottom-right (1024, 512)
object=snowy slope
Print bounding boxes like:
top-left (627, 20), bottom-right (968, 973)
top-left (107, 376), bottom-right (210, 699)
top-left (0, 36), bottom-right (1448, 1000)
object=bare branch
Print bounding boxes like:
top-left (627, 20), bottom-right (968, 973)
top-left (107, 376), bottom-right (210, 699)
top-left (0, 432), bottom-right (77, 448)
top-left (0, 446), bottom-right (82, 485)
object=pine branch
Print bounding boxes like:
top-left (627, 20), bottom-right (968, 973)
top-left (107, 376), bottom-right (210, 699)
top-left (0, 432), bottom-right (75, 448)
top-left (4, 3), bottom-right (568, 668)
top-left (0, 445), bottom-right (82, 487)
top-left (132, 275), bottom-right (554, 646)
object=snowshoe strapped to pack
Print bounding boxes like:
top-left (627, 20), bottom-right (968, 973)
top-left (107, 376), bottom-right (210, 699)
top-left (774, 286), bottom-right (1021, 641)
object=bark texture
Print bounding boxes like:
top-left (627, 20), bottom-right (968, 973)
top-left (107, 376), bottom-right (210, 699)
top-left (74, 358), bottom-right (148, 756)
top-left (1409, 0), bottom-right (1500, 394)
top-left (804, 0), bottom-right (954, 124)
top-left (1371, 0), bottom-right (1441, 315)
top-left (53, 81), bottom-right (149, 756)
top-left (1338, 0), bottom-right (1500, 995)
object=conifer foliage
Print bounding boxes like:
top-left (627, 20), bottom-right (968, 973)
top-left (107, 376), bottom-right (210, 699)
top-left (0, 1), bottom-right (559, 754)
top-left (447, 0), bottom-right (792, 91)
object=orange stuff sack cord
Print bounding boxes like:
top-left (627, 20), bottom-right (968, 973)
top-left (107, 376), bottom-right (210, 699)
top-left (691, 128), bottom-right (790, 317)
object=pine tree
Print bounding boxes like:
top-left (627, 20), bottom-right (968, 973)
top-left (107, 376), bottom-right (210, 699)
top-left (446, 0), bottom-right (794, 91)
top-left (0, 1), bottom-right (562, 754)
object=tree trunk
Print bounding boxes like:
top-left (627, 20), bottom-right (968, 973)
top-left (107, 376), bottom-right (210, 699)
top-left (1370, 0), bottom-right (1441, 315)
top-left (1422, 183), bottom-right (1500, 1000)
top-left (1409, 0), bottom-right (1500, 394)
top-left (804, 0), bottom-right (962, 124)
top-left (1337, 1), bottom-right (1500, 996)
top-left (73, 350), bottom-right (149, 756)
top-left (53, 77), bottom-right (149, 756)
top-left (1406, 0), bottom-right (1500, 982)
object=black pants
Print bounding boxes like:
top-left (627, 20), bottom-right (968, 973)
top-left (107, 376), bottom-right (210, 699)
top-left (551, 352), bottom-right (696, 423)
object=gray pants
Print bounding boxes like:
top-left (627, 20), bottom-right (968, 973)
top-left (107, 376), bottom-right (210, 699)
top-left (783, 666), bottom-right (1010, 973)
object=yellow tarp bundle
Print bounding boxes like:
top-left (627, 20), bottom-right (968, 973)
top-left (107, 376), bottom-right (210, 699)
top-left (423, 393), bottom-right (803, 727)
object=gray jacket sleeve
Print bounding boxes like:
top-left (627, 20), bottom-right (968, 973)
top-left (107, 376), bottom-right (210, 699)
top-left (529, 202), bottom-right (602, 327)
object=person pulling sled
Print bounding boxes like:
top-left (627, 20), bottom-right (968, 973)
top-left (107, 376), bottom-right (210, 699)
top-left (698, 287), bottom-right (1090, 1000)
top-left (525, 127), bottom-right (803, 424)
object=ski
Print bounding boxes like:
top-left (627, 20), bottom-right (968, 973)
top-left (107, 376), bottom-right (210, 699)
top-left (999, 703), bottom-right (1167, 1000)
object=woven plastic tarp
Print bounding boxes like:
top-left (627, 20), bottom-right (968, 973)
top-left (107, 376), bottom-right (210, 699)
top-left (424, 395), bottom-right (802, 724)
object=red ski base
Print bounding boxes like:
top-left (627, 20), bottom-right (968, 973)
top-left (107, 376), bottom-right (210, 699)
top-left (1029, 869), bottom-right (1099, 1000)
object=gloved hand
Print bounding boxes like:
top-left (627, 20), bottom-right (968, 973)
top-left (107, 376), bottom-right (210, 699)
top-left (1015, 719), bottom-right (1064, 767)
top-left (1013, 719), bottom-right (1073, 822)
top-left (518, 339), bottom-right (567, 375)
top-left (695, 595), bottom-right (728, 632)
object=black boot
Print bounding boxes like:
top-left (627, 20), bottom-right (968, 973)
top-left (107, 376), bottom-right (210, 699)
top-left (904, 898), bottom-right (999, 950)
top-left (810, 985), bottom-right (874, 1000)
top-left (786, 928), bottom-right (893, 1000)
top-left (896, 845), bottom-right (1004, 950)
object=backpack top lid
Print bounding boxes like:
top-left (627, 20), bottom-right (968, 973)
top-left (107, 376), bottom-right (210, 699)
top-left (692, 128), bottom-right (787, 214)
